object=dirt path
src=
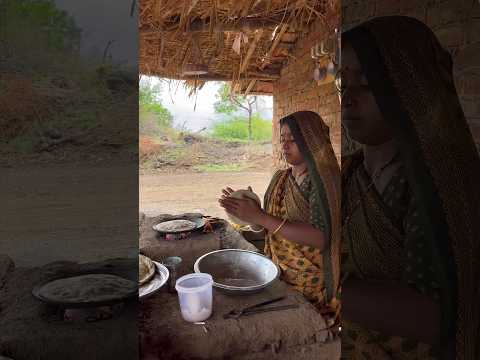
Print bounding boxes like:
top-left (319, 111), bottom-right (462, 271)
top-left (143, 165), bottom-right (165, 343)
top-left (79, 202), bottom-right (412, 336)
top-left (1, 166), bottom-right (272, 268)
top-left (139, 170), bottom-right (273, 218)
top-left (1, 165), bottom-right (138, 268)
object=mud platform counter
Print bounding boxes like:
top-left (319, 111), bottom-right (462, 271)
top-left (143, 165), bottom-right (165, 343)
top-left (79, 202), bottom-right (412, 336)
top-left (139, 213), bottom-right (340, 359)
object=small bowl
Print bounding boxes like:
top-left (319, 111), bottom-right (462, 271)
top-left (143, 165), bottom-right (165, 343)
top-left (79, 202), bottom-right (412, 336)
top-left (194, 249), bottom-right (279, 295)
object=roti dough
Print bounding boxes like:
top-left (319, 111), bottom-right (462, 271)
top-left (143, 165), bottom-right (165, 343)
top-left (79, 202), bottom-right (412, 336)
top-left (139, 254), bottom-right (155, 285)
top-left (226, 189), bottom-right (261, 226)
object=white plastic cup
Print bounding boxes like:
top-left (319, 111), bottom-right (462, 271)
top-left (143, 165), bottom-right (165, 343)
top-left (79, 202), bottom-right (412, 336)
top-left (175, 273), bottom-right (213, 322)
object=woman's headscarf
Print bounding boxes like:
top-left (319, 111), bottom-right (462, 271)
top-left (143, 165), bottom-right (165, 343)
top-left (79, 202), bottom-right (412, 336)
top-left (343, 16), bottom-right (480, 359)
top-left (280, 111), bottom-right (341, 303)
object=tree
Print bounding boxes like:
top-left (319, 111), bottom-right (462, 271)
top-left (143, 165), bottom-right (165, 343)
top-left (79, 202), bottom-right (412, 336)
top-left (214, 83), bottom-right (257, 141)
top-left (3, 0), bottom-right (81, 52)
top-left (139, 78), bottom-right (173, 134)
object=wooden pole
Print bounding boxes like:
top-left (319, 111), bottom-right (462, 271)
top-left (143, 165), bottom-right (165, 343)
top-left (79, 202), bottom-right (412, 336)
top-left (244, 80), bottom-right (257, 96)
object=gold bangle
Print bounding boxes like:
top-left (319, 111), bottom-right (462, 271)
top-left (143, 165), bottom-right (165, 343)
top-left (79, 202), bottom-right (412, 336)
top-left (272, 218), bottom-right (287, 235)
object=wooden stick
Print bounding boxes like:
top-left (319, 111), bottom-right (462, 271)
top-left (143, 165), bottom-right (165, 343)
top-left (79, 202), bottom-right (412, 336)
top-left (157, 37), bottom-right (165, 69)
top-left (239, 30), bottom-right (264, 74)
top-left (246, 71), bottom-right (279, 79)
top-left (241, 0), bottom-right (255, 17)
top-left (260, 23), bottom-right (288, 70)
top-left (244, 79), bottom-right (257, 96)
top-left (179, 74), bottom-right (276, 81)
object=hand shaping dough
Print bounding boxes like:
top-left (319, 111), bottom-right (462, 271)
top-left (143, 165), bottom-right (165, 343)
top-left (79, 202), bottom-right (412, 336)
top-left (226, 189), bottom-right (261, 226)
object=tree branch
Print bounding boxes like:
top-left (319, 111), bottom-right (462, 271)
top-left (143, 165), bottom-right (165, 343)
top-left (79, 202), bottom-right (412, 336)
top-left (230, 94), bottom-right (249, 112)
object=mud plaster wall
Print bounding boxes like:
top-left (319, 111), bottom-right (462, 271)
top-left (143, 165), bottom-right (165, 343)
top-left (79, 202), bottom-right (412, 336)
top-left (272, 18), bottom-right (341, 167)
top-left (342, 0), bottom-right (480, 151)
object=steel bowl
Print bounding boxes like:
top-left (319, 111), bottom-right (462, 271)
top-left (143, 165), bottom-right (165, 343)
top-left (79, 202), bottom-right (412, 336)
top-left (194, 249), bottom-right (279, 295)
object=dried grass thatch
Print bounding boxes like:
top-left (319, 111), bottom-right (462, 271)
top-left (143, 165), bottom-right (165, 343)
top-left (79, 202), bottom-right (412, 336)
top-left (140, 0), bottom-right (339, 95)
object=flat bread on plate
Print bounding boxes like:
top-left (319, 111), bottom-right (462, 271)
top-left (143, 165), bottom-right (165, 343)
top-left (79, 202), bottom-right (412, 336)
top-left (37, 274), bottom-right (136, 304)
top-left (139, 254), bottom-right (156, 285)
top-left (153, 219), bottom-right (197, 233)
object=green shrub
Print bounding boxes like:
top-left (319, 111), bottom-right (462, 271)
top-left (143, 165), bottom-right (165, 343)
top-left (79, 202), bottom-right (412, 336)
top-left (210, 114), bottom-right (271, 141)
top-left (139, 79), bottom-right (173, 138)
top-left (193, 164), bottom-right (248, 172)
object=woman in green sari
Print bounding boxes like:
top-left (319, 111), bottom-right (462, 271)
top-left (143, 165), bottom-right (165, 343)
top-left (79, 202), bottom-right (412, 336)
top-left (219, 111), bottom-right (341, 316)
top-left (339, 16), bottom-right (480, 359)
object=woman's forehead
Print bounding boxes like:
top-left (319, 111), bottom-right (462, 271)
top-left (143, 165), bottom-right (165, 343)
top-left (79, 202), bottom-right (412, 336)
top-left (280, 124), bottom-right (292, 135)
top-left (341, 43), bottom-right (362, 72)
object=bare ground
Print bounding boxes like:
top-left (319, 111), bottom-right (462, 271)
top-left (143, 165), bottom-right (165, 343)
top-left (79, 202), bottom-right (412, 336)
top-left (139, 170), bottom-right (273, 218)
top-left (139, 135), bottom-right (275, 218)
top-left (0, 166), bottom-right (271, 268)
top-left (1, 164), bottom-right (138, 268)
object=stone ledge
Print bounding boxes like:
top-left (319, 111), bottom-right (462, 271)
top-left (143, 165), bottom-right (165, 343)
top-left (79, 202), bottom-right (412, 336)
top-left (0, 255), bottom-right (14, 288)
top-left (140, 280), bottom-right (339, 360)
top-left (0, 258), bottom-right (137, 360)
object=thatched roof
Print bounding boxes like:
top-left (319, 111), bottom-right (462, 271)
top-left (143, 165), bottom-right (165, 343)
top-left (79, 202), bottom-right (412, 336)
top-left (139, 0), bottom-right (339, 95)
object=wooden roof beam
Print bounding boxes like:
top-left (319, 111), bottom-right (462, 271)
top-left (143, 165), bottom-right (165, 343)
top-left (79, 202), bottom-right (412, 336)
top-left (142, 17), bottom-right (283, 35)
top-left (244, 79), bottom-right (257, 96)
top-left (173, 73), bottom-right (278, 82)
top-left (243, 91), bottom-right (272, 95)
top-left (188, 17), bottom-right (279, 32)
top-left (240, 80), bottom-right (274, 95)
top-left (239, 30), bottom-right (264, 74)
top-left (276, 42), bottom-right (295, 50)
top-left (245, 71), bottom-right (280, 79)
top-left (260, 23), bottom-right (289, 70)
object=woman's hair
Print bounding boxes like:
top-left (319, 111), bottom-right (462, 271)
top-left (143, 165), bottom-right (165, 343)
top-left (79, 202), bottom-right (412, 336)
top-left (279, 111), bottom-right (330, 139)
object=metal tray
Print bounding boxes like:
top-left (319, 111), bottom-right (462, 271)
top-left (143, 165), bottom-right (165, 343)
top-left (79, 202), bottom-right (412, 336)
top-left (152, 216), bottom-right (205, 235)
top-left (32, 272), bottom-right (138, 308)
top-left (139, 262), bottom-right (169, 300)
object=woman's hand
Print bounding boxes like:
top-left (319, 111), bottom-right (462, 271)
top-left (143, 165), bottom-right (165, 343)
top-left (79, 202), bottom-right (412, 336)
top-left (221, 187), bottom-right (235, 197)
top-left (219, 192), bottom-right (263, 225)
top-left (219, 188), bottom-right (326, 249)
top-left (219, 197), bottom-right (264, 224)
top-left (221, 186), bottom-right (254, 197)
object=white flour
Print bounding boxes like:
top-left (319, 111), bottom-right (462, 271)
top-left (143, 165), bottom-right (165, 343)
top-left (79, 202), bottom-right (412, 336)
top-left (181, 307), bottom-right (212, 322)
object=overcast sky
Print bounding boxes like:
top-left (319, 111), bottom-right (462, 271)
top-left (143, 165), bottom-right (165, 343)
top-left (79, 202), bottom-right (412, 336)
top-left (159, 80), bottom-right (224, 132)
top-left (145, 77), bottom-right (273, 132)
top-left (55, 1), bottom-right (272, 130)
top-left (54, 0), bottom-right (138, 65)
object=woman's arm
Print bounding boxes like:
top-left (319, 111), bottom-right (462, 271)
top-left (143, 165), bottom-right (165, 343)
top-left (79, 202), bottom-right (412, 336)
top-left (257, 211), bottom-right (327, 250)
top-left (219, 195), bottom-right (327, 250)
top-left (341, 277), bottom-right (441, 344)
